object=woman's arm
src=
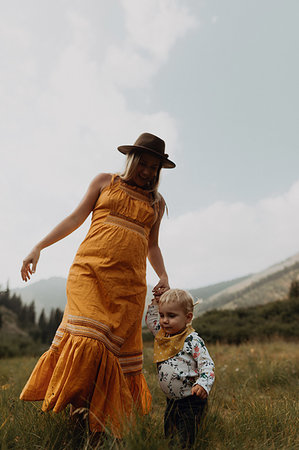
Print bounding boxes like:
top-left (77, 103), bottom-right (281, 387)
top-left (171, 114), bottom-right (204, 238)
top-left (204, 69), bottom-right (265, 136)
top-left (148, 196), bottom-right (170, 296)
top-left (21, 172), bottom-right (111, 282)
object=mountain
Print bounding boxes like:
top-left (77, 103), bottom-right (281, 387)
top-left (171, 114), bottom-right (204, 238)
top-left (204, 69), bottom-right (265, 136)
top-left (11, 251), bottom-right (299, 319)
top-left (189, 275), bottom-right (252, 300)
top-left (13, 277), bottom-right (155, 320)
top-left (13, 275), bottom-right (247, 317)
top-left (13, 277), bottom-right (67, 317)
top-left (199, 252), bottom-right (299, 313)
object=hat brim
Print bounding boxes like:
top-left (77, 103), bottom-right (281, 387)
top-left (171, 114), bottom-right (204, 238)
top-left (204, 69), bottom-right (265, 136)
top-left (117, 145), bottom-right (176, 169)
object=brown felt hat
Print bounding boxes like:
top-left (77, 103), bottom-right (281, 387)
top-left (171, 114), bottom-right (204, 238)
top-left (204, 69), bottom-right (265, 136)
top-left (118, 132), bottom-right (176, 168)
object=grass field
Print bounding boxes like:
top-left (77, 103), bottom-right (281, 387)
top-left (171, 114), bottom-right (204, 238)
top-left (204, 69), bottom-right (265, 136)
top-left (0, 339), bottom-right (298, 449)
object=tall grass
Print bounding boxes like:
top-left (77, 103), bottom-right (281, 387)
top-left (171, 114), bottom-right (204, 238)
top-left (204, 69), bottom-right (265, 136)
top-left (1, 340), bottom-right (298, 449)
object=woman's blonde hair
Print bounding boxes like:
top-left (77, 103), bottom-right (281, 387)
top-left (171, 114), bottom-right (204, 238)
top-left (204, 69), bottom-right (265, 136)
top-left (159, 289), bottom-right (195, 315)
top-left (120, 151), bottom-right (162, 204)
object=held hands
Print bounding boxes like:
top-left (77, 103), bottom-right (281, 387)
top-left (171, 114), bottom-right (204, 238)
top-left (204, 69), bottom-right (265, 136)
top-left (191, 384), bottom-right (208, 400)
top-left (21, 247), bottom-right (40, 282)
top-left (152, 275), bottom-right (170, 299)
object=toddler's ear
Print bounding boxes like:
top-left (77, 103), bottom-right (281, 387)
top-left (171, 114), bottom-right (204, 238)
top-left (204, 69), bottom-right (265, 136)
top-left (186, 312), bottom-right (193, 323)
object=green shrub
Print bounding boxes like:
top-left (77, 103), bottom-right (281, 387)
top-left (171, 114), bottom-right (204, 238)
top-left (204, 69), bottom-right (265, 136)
top-left (192, 292), bottom-right (299, 345)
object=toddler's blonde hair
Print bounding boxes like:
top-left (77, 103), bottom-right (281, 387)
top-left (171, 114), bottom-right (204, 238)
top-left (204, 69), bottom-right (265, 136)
top-left (159, 289), bottom-right (195, 315)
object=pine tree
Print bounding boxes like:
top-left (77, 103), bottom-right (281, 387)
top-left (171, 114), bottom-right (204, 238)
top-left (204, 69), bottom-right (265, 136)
top-left (289, 280), bottom-right (299, 299)
top-left (38, 309), bottom-right (47, 343)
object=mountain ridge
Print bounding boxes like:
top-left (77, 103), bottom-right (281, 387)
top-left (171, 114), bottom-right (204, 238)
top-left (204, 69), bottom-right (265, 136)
top-left (199, 251), bottom-right (299, 312)
top-left (10, 251), bottom-right (299, 317)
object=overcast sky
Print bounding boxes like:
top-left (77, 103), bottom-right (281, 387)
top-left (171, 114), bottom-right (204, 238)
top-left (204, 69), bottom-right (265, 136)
top-left (1, 0), bottom-right (299, 290)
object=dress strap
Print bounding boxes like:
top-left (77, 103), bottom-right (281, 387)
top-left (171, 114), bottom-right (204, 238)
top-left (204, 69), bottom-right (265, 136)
top-left (110, 173), bottom-right (120, 186)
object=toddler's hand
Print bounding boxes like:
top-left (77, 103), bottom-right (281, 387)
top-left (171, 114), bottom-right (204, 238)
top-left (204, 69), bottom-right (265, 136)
top-left (191, 385), bottom-right (208, 400)
top-left (151, 295), bottom-right (160, 305)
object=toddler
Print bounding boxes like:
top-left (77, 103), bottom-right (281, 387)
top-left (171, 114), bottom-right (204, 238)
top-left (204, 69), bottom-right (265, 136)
top-left (145, 288), bottom-right (215, 447)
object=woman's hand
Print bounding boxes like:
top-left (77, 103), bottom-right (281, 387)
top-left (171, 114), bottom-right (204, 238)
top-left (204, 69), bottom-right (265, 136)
top-left (21, 247), bottom-right (40, 282)
top-left (152, 275), bottom-right (170, 298)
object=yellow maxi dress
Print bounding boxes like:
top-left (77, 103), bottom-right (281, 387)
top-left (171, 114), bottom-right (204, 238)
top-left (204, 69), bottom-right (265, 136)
top-left (20, 175), bottom-right (156, 436)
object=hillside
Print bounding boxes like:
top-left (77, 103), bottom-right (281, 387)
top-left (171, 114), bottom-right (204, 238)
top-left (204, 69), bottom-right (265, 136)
top-left (192, 280), bottom-right (299, 344)
top-left (12, 274), bottom-right (248, 318)
top-left (0, 303), bottom-right (41, 358)
top-left (13, 277), bottom-right (67, 316)
top-left (0, 305), bottom-right (28, 337)
top-left (200, 252), bottom-right (299, 312)
top-left (0, 288), bottom-right (63, 358)
top-left (11, 251), bottom-right (299, 316)
top-left (189, 275), bottom-right (251, 300)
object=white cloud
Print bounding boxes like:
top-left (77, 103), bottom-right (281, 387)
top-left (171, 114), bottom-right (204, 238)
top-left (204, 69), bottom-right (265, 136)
top-left (121, 0), bottom-right (198, 59)
top-left (105, 0), bottom-right (198, 88)
top-left (3, 1), bottom-right (298, 295)
top-left (147, 180), bottom-right (299, 289)
top-left (1, 1), bottom-right (196, 288)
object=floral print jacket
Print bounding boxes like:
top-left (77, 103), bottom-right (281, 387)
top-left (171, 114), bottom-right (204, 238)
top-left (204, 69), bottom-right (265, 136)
top-left (145, 303), bottom-right (215, 400)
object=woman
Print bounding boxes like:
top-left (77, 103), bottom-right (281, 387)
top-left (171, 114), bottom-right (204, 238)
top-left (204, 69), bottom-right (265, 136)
top-left (20, 132), bottom-right (175, 436)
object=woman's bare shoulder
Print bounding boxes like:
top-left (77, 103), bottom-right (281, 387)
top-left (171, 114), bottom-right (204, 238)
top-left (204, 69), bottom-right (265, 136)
top-left (157, 193), bottom-right (166, 212)
top-left (157, 192), bottom-right (165, 206)
top-left (89, 172), bottom-right (113, 190)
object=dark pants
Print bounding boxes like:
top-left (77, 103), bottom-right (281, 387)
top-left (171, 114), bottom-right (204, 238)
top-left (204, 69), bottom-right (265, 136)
top-left (164, 395), bottom-right (207, 447)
